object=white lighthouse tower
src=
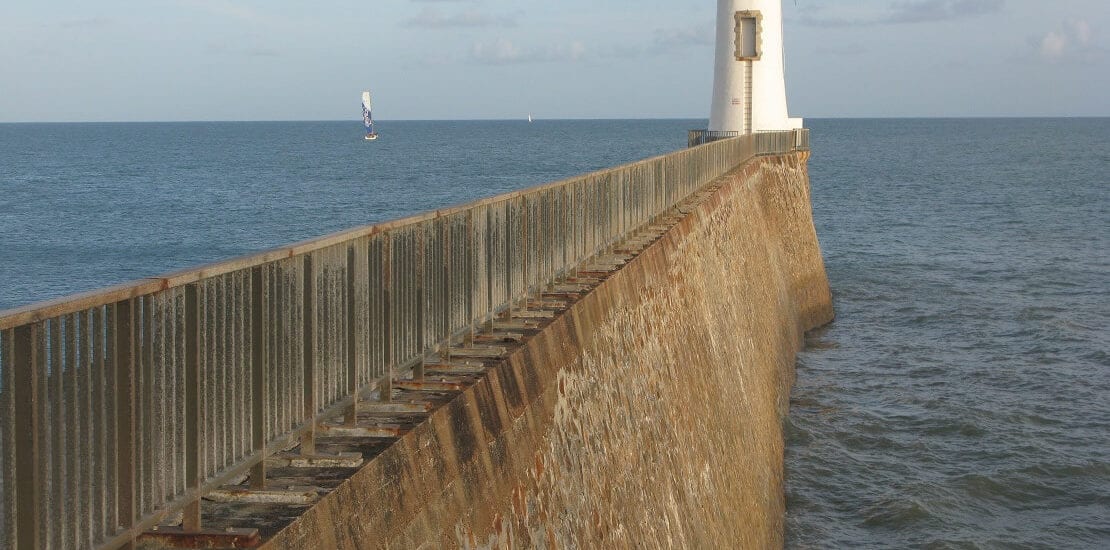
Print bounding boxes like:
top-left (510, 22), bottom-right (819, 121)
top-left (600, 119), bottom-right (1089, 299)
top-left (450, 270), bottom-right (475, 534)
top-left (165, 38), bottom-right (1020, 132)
top-left (708, 0), bottom-right (802, 133)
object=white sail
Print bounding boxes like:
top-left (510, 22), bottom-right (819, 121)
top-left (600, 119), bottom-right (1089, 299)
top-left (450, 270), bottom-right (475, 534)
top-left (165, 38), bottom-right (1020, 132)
top-left (362, 90), bottom-right (376, 138)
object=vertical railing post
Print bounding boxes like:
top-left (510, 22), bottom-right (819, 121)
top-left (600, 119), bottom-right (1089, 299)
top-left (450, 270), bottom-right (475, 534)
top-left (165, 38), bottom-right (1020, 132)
top-left (381, 235), bottom-right (393, 403)
top-left (12, 323), bottom-right (41, 550)
top-left (182, 284), bottom-right (202, 532)
top-left (555, 190), bottom-right (565, 283)
top-left (520, 197), bottom-right (530, 310)
top-left (612, 172), bottom-right (621, 250)
top-left (249, 267), bottom-right (268, 488)
top-left (502, 204), bottom-right (513, 320)
top-left (414, 226), bottom-right (425, 380)
top-left (300, 255), bottom-right (316, 454)
top-left (344, 246), bottom-right (359, 425)
top-left (486, 206), bottom-right (495, 328)
top-left (441, 219), bottom-right (452, 363)
top-left (113, 299), bottom-right (136, 548)
top-left (546, 192), bottom-right (555, 289)
top-left (465, 210), bottom-right (476, 346)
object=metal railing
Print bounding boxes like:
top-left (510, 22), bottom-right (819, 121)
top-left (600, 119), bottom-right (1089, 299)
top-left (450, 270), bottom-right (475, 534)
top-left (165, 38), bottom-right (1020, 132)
top-left (793, 128), bottom-right (811, 150)
top-left (689, 128), bottom-right (810, 151)
top-left (0, 130), bottom-right (806, 549)
top-left (688, 129), bottom-right (742, 147)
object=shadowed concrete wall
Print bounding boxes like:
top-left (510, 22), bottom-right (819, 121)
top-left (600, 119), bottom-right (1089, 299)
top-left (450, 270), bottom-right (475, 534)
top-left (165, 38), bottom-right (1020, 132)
top-left (264, 152), bottom-right (832, 549)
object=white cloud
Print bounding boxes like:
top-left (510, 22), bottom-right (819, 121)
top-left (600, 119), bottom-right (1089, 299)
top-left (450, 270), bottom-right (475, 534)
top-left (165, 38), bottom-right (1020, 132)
top-left (173, 0), bottom-right (267, 25)
top-left (1037, 20), bottom-right (1100, 62)
top-left (798, 0), bottom-right (1004, 27)
top-left (406, 9), bottom-right (516, 29)
top-left (58, 17), bottom-right (115, 29)
top-left (1073, 20), bottom-right (1092, 46)
top-left (1040, 31), bottom-right (1068, 59)
top-left (653, 24), bottom-right (714, 49)
top-left (469, 38), bottom-right (587, 65)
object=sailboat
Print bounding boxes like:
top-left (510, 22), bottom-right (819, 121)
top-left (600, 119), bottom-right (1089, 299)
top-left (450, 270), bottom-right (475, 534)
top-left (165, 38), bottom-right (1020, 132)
top-left (362, 91), bottom-right (378, 141)
top-left (528, 113), bottom-right (534, 123)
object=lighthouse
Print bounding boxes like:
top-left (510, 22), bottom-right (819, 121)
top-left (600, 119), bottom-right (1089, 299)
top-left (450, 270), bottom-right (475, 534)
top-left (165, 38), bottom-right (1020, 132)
top-left (708, 0), bottom-right (802, 133)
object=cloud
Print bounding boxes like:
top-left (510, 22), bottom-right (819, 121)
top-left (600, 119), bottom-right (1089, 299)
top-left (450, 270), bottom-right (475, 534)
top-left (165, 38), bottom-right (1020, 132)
top-left (173, 0), bottom-right (270, 25)
top-left (1040, 31), bottom-right (1068, 59)
top-left (883, 0), bottom-right (1004, 24)
top-left (815, 43), bottom-right (868, 56)
top-left (58, 17), bottom-right (114, 29)
top-left (798, 0), bottom-right (1004, 27)
top-left (653, 24), bottom-right (714, 49)
top-left (421, 21), bottom-right (709, 66)
top-left (1035, 20), bottom-right (1101, 63)
top-left (405, 8), bottom-right (516, 29)
top-left (555, 22), bottom-right (713, 61)
top-left (242, 48), bottom-right (282, 58)
top-left (205, 42), bottom-right (283, 58)
top-left (468, 38), bottom-right (586, 65)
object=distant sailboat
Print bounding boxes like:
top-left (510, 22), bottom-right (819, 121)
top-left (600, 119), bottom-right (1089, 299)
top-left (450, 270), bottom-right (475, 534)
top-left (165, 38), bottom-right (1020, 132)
top-left (527, 113), bottom-right (534, 123)
top-left (362, 91), bottom-right (378, 141)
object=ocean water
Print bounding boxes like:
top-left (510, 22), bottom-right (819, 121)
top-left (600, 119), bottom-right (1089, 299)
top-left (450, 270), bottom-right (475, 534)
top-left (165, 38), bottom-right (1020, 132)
top-left (2, 118), bottom-right (1108, 548)
top-left (0, 119), bottom-right (693, 310)
top-left (788, 118), bottom-right (1110, 548)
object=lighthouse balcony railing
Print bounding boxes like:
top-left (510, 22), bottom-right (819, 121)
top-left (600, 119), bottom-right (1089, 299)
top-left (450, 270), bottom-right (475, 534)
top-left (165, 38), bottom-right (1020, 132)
top-left (689, 128), bottom-right (809, 151)
top-left (688, 130), bottom-right (742, 147)
top-left (791, 128), bottom-right (810, 151)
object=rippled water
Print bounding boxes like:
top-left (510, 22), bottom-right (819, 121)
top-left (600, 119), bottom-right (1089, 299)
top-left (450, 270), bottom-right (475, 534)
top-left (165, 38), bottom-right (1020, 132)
top-left (3, 118), bottom-right (1107, 547)
top-left (787, 118), bottom-right (1110, 548)
top-left (0, 119), bottom-right (694, 310)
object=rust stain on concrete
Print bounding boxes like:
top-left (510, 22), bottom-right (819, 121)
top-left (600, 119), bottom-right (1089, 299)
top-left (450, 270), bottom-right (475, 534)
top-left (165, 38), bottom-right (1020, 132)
top-left (262, 153), bottom-right (833, 549)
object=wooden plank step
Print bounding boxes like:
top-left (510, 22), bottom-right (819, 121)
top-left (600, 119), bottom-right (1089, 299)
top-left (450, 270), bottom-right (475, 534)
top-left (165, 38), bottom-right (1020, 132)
top-left (611, 246), bottom-right (644, 255)
top-left (492, 320), bottom-right (540, 331)
top-left (551, 284), bottom-right (591, 293)
top-left (449, 345), bottom-right (507, 358)
top-left (140, 527), bottom-right (261, 549)
top-left (588, 260), bottom-right (626, 268)
top-left (578, 265), bottom-right (619, 274)
top-left (425, 361), bottom-right (487, 374)
top-left (393, 379), bottom-right (466, 392)
top-left (361, 401), bottom-right (433, 414)
top-left (474, 332), bottom-right (524, 344)
top-left (319, 425), bottom-right (407, 439)
top-left (527, 300), bottom-right (567, 310)
top-left (266, 452), bottom-right (364, 469)
top-left (565, 277), bottom-right (602, 285)
top-left (204, 487), bottom-right (319, 505)
top-left (512, 309), bottom-right (555, 319)
top-left (542, 291), bottom-right (584, 301)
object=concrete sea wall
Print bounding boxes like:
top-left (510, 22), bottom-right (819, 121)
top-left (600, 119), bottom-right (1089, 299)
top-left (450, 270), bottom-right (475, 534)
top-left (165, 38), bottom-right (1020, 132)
top-left (264, 152), bottom-right (833, 549)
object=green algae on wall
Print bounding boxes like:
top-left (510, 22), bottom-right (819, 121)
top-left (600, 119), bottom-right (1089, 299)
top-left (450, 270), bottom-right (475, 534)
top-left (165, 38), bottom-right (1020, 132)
top-left (264, 152), bottom-right (832, 550)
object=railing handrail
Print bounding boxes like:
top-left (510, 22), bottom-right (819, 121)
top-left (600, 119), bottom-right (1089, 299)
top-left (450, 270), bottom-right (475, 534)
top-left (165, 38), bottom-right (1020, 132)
top-left (2, 135), bottom-right (759, 330)
top-left (688, 128), bottom-right (809, 149)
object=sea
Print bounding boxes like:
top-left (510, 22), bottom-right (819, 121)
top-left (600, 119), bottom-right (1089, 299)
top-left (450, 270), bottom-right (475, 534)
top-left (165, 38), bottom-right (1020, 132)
top-left (1, 118), bottom-right (1108, 548)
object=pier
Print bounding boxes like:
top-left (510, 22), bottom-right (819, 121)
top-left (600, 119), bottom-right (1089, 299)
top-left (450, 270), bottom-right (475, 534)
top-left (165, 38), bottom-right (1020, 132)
top-left (0, 130), bottom-right (817, 549)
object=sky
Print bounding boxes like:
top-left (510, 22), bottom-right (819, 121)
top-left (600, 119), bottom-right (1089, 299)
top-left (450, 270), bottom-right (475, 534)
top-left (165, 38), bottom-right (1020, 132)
top-left (0, 0), bottom-right (1107, 122)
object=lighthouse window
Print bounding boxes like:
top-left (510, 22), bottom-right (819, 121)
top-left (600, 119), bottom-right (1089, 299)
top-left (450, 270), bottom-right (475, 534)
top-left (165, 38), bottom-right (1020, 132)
top-left (735, 11), bottom-right (761, 60)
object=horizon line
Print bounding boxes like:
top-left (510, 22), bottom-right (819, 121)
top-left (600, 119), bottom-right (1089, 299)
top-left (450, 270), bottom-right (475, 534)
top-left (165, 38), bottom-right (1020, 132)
top-left (1, 115), bottom-right (1108, 124)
